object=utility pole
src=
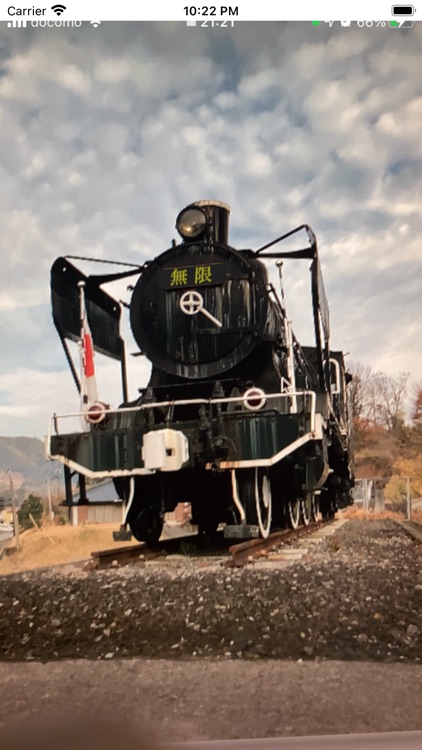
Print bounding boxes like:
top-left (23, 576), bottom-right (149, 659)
top-left (406, 476), bottom-right (411, 521)
top-left (46, 478), bottom-right (54, 521)
top-left (7, 469), bottom-right (20, 551)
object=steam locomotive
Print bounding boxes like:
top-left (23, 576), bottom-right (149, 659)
top-left (48, 201), bottom-right (354, 543)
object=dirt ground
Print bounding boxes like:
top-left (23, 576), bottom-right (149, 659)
top-left (0, 658), bottom-right (421, 742)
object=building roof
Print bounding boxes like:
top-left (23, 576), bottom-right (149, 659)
top-left (72, 478), bottom-right (121, 505)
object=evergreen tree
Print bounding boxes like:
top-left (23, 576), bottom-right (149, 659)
top-left (17, 494), bottom-right (43, 531)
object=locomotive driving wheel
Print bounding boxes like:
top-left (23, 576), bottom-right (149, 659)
top-left (130, 505), bottom-right (163, 546)
top-left (287, 498), bottom-right (301, 529)
top-left (311, 493), bottom-right (319, 521)
top-left (254, 468), bottom-right (272, 539)
top-left (234, 468), bottom-right (272, 538)
top-left (301, 493), bottom-right (313, 526)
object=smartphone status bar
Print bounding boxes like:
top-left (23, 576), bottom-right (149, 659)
top-left (0, 1), bottom-right (419, 23)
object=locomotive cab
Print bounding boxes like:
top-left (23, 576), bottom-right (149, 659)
top-left (47, 200), bottom-right (354, 543)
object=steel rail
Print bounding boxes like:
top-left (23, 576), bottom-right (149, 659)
top-left (228, 520), bottom-right (333, 567)
top-left (88, 520), bottom-right (334, 570)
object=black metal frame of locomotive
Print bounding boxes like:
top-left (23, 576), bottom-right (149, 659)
top-left (47, 200), bottom-right (354, 543)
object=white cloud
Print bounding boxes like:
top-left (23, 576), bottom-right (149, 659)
top-left (55, 64), bottom-right (91, 95)
top-left (0, 22), bottom-right (421, 437)
top-left (94, 59), bottom-right (131, 83)
top-left (0, 356), bottom-right (152, 439)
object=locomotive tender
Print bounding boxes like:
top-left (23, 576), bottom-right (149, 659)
top-left (47, 201), bottom-right (354, 543)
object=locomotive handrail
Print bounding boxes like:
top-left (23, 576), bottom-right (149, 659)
top-left (256, 224), bottom-right (330, 395)
top-left (49, 390), bottom-right (315, 417)
top-left (254, 223), bottom-right (316, 257)
top-left (47, 390), bottom-right (317, 447)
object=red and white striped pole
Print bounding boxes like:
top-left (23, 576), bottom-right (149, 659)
top-left (77, 282), bottom-right (111, 427)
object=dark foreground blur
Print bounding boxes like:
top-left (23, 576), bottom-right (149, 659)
top-left (2, 716), bottom-right (163, 750)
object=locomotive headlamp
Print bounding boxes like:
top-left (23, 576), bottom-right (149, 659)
top-left (176, 206), bottom-right (207, 239)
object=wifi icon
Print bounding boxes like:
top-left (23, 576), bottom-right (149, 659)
top-left (51, 4), bottom-right (66, 15)
top-left (90, 20), bottom-right (101, 28)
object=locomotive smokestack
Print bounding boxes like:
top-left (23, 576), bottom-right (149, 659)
top-left (193, 200), bottom-right (230, 244)
top-left (176, 200), bottom-right (231, 244)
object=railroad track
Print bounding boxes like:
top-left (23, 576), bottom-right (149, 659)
top-left (227, 520), bottom-right (336, 566)
top-left (88, 518), bottom-right (339, 571)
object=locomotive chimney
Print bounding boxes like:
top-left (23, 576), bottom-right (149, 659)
top-left (176, 200), bottom-right (231, 245)
top-left (193, 200), bottom-right (230, 244)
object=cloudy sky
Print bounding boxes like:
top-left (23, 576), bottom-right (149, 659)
top-left (0, 22), bottom-right (421, 439)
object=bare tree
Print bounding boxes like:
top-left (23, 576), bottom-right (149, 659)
top-left (371, 372), bottom-right (409, 432)
top-left (348, 363), bottom-right (409, 432)
top-left (407, 382), bottom-right (422, 454)
top-left (411, 382), bottom-right (422, 425)
top-left (347, 361), bottom-right (374, 420)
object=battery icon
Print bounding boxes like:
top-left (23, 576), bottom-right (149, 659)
top-left (390, 18), bottom-right (414, 25)
top-left (391, 5), bottom-right (414, 13)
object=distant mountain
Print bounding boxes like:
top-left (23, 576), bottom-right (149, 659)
top-left (0, 437), bottom-right (62, 502)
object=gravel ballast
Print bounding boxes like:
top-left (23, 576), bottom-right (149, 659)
top-left (0, 519), bottom-right (421, 663)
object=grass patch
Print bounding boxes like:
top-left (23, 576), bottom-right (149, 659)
top-left (343, 507), bottom-right (405, 521)
top-left (0, 522), bottom-right (141, 575)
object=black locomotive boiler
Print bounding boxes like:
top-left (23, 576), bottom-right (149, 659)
top-left (48, 200), bottom-right (354, 543)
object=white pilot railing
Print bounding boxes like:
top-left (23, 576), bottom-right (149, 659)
top-left (46, 390), bottom-right (316, 454)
